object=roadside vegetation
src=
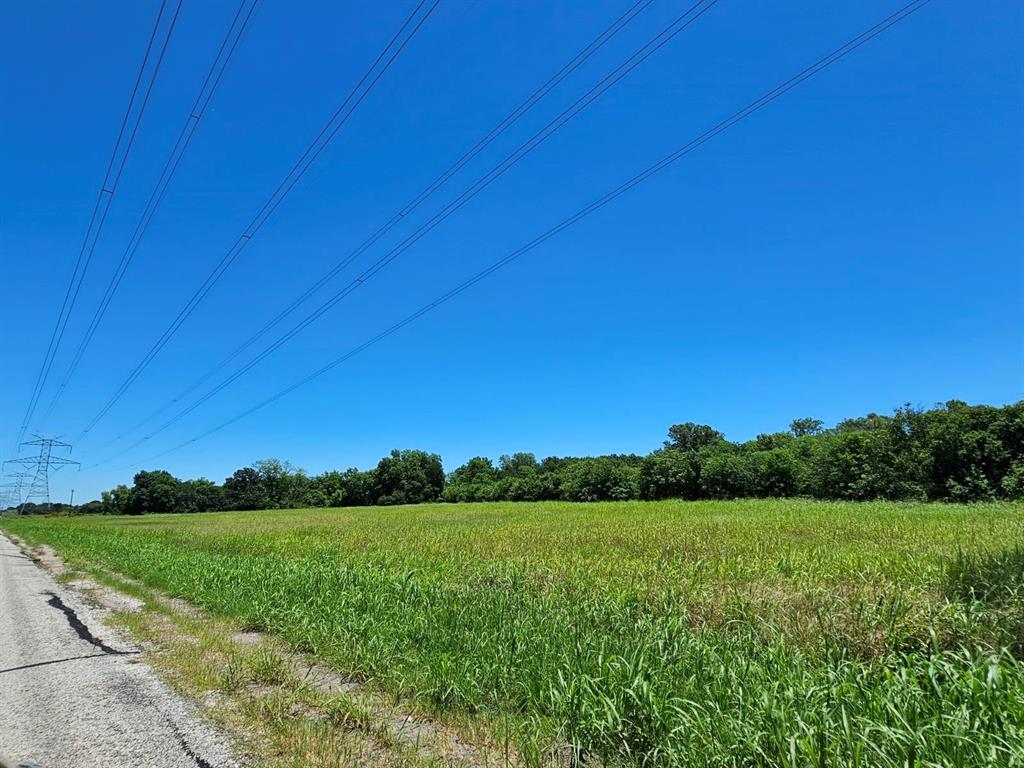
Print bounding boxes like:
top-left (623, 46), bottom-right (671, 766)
top-left (49, 561), bottom-right (504, 767)
top-left (4, 499), bottom-right (1023, 766)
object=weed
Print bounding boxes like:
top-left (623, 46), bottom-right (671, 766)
top-left (221, 652), bottom-right (246, 692)
top-left (248, 647), bottom-right (292, 686)
top-left (320, 694), bottom-right (369, 731)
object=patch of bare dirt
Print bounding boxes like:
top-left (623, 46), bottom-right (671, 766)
top-left (231, 628), bottom-right (266, 646)
top-left (32, 544), bottom-right (68, 576)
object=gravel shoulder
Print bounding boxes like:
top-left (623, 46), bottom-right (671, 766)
top-left (0, 533), bottom-right (239, 768)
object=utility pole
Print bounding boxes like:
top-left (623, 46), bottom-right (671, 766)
top-left (4, 436), bottom-right (80, 515)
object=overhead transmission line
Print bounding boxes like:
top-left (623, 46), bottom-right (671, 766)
top-left (13, 0), bottom-right (183, 450)
top-left (37, 0), bottom-right (262, 429)
top-left (74, 0), bottom-right (441, 442)
top-left (98, 0), bottom-right (719, 458)
top-left (114, 0), bottom-right (660, 441)
top-left (98, 0), bottom-right (935, 469)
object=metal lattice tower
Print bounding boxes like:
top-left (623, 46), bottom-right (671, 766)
top-left (1, 471), bottom-right (32, 513)
top-left (4, 435), bottom-right (79, 514)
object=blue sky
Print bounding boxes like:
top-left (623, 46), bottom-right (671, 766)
top-left (1, 0), bottom-right (1021, 502)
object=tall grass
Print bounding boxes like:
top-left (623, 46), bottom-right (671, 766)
top-left (944, 544), bottom-right (1024, 657)
top-left (945, 545), bottom-right (1024, 603)
top-left (4, 499), bottom-right (1023, 766)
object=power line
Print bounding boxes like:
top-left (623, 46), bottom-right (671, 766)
top-left (14, 0), bottom-right (184, 450)
top-left (107, 0), bottom-right (935, 468)
top-left (115, 0), bottom-right (660, 441)
top-left (37, 0), bottom-right (262, 429)
top-left (102, 0), bottom-right (720, 454)
top-left (75, 0), bottom-right (441, 442)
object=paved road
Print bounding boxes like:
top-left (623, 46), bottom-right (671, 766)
top-left (0, 534), bottom-right (238, 768)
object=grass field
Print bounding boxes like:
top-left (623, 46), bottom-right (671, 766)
top-left (3, 499), bottom-right (1024, 766)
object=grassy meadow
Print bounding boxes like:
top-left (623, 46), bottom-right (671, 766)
top-left (4, 499), bottom-right (1024, 766)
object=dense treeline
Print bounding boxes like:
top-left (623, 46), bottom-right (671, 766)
top-left (445, 401), bottom-right (1024, 504)
top-left (3, 400), bottom-right (1021, 516)
top-left (92, 450), bottom-right (446, 515)
top-left (5, 502), bottom-right (80, 516)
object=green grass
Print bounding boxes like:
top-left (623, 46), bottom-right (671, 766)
top-left (4, 499), bottom-right (1024, 766)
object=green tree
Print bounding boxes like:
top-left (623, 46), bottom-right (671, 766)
top-left (74, 500), bottom-right (105, 515)
top-left (374, 449), bottom-right (444, 505)
top-left (495, 453), bottom-right (545, 501)
top-left (101, 484), bottom-right (134, 515)
top-left (748, 432), bottom-right (795, 452)
top-left (127, 470), bottom-right (182, 514)
top-left (835, 413), bottom-right (890, 433)
top-left (745, 448), bottom-right (801, 497)
top-left (790, 417), bottom-right (824, 437)
top-left (699, 453), bottom-right (751, 499)
top-left (223, 466), bottom-right (265, 510)
top-left (253, 458), bottom-right (304, 508)
top-left (177, 478), bottom-right (224, 513)
top-left (906, 401), bottom-right (1020, 501)
top-left (1002, 460), bottom-right (1024, 500)
top-left (312, 468), bottom-right (376, 507)
top-left (559, 457), bottom-right (639, 502)
top-left (665, 423), bottom-right (724, 453)
top-left (639, 450), bottom-right (701, 500)
top-left (810, 430), bottom-right (923, 501)
top-left (444, 457), bottom-right (498, 502)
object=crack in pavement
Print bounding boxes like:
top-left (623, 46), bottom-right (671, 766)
top-left (39, 591), bottom-right (215, 766)
top-left (42, 590), bottom-right (133, 655)
top-left (167, 717), bottom-right (218, 768)
top-left (0, 653), bottom-right (118, 676)
top-left (1, 534), bottom-right (238, 767)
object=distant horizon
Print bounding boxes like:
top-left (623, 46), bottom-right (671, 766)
top-left (8, 395), bottom-right (1019, 505)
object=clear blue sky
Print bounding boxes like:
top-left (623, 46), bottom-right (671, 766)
top-left (1, 0), bottom-right (1021, 503)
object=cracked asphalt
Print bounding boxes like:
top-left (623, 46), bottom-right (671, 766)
top-left (0, 534), bottom-right (238, 768)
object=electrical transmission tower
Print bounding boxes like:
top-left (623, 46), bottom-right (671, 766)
top-left (0, 471), bottom-right (32, 514)
top-left (0, 485), bottom-right (14, 511)
top-left (4, 436), bottom-right (79, 514)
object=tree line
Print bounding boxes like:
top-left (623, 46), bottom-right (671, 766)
top-left (4, 400), bottom-right (1021, 516)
